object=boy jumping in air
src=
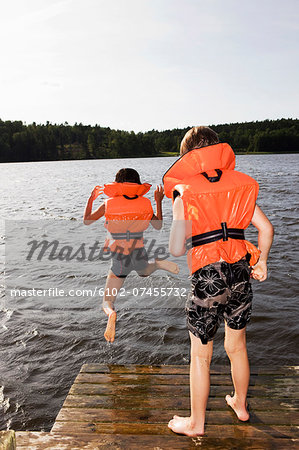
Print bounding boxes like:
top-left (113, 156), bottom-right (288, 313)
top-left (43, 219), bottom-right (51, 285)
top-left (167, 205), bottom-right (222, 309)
top-left (84, 168), bottom-right (179, 343)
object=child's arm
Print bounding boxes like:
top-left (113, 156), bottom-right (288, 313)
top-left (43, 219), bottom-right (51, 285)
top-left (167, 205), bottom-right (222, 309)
top-left (151, 185), bottom-right (164, 230)
top-left (250, 204), bottom-right (274, 281)
top-left (83, 186), bottom-right (105, 225)
top-left (169, 196), bottom-right (186, 256)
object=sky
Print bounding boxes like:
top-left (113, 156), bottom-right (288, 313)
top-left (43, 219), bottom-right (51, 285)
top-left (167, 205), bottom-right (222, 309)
top-left (0, 0), bottom-right (298, 132)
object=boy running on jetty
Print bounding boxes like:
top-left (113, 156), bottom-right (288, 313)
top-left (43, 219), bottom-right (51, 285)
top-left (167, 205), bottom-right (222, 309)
top-left (163, 126), bottom-right (274, 436)
top-left (84, 168), bottom-right (179, 343)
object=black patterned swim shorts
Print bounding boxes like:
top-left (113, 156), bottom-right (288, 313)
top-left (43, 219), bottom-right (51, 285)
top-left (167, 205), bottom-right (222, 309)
top-left (186, 256), bottom-right (253, 344)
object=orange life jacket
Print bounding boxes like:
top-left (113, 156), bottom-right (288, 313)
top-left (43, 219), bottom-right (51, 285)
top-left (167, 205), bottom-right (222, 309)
top-left (163, 143), bottom-right (260, 273)
top-left (103, 182), bottom-right (153, 254)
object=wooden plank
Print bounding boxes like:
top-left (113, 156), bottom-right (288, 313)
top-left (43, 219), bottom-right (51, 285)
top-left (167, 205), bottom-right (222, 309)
top-left (50, 423), bottom-right (299, 439)
top-left (81, 363), bottom-right (298, 376)
top-left (54, 407), bottom-right (299, 426)
top-left (62, 393), bottom-right (299, 411)
top-left (15, 431), bottom-right (299, 450)
top-left (81, 364), bottom-right (229, 375)
top-left (49, 363), bottom-right (299, 448)
top-left (69, 382), bottom-right (299, 398)
top-left (0, 431), bottom-right (16, 450)
top-left (74, 372), bottom-right (299, 387)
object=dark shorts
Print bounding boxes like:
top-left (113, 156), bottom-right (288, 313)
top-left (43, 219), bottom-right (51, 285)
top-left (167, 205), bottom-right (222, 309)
top-left (186, 256), bottom-right (253, 344)
top-left (110, 247), bottom-right (149, 278)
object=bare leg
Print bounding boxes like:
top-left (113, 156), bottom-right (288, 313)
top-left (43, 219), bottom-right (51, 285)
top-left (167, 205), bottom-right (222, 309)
top-left (224, 323), bottom-right (250, 421)
top-left (103, 270), bottom-right (125, 343)
top-left (140, 258), bottom-right (179, 276)
top-left (168, 332), bottom-right (213, 436)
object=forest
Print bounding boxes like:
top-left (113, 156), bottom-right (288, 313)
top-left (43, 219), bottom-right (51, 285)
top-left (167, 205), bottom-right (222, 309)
top-left (0, 118), bottom-right (298, 162)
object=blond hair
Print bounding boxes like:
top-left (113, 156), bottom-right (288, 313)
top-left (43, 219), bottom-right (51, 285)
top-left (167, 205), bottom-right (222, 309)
top-left (180, 126), bottom-right (219, 155)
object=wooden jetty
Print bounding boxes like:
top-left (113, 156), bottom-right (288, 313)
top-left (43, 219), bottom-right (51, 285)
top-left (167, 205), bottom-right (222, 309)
top-left (9, 364), bottom-right (299, 448)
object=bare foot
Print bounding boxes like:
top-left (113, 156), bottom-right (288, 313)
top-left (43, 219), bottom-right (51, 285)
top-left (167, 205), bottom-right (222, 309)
top-left (156, 259), bottom-right (179, 274)
top-left (104, 311), bottom-right (117, 343)
top-left (168, 416), bottom-right (204, 437)
top-left (225, 395), bottom-right (249, 421)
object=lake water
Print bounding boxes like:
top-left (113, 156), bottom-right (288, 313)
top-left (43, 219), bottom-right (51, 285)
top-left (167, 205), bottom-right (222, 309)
top-left (0, 154), bottom-right (298, 431)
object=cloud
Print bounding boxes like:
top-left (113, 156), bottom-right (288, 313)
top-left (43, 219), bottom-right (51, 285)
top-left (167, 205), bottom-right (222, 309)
top-left (0, 0), bottom-right (73, 34)
top-left (41, 81), bottom-right (62, 88)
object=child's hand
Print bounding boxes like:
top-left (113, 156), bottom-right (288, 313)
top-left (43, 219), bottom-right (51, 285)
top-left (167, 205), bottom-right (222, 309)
top-left (90, 186), bottom-right (103, 201)
top-left (154, 185), bottom-right (164, 203)
top-left (251, 260), bottom-right (267, 282)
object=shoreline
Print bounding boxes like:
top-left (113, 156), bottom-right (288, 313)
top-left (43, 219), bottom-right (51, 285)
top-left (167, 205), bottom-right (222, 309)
top-left (0, 152), bottom-right (298, 165)
top-left (159, 151), bottom-right (299, 157)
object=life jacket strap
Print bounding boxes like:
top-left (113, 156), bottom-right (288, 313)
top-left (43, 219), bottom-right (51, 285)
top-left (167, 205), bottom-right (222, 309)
top-left (201, 169), bottom-right (223, 182)
top-left (123, 195), bottom-right (139, 200)
top-left (110, 231), bottom-right (144, 242)
top-left (186, 224), bottom-right (245, 250)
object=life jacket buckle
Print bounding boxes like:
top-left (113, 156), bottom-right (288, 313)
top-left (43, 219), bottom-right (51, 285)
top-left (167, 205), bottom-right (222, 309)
top-left (126, 231), bottom-right (130, 241)
top-left (221, 222), bottom-right (228, 241)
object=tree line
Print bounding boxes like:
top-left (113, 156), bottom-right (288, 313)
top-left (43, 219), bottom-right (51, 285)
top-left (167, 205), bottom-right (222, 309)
top-left (0, 118), bottom-right (298, 163)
